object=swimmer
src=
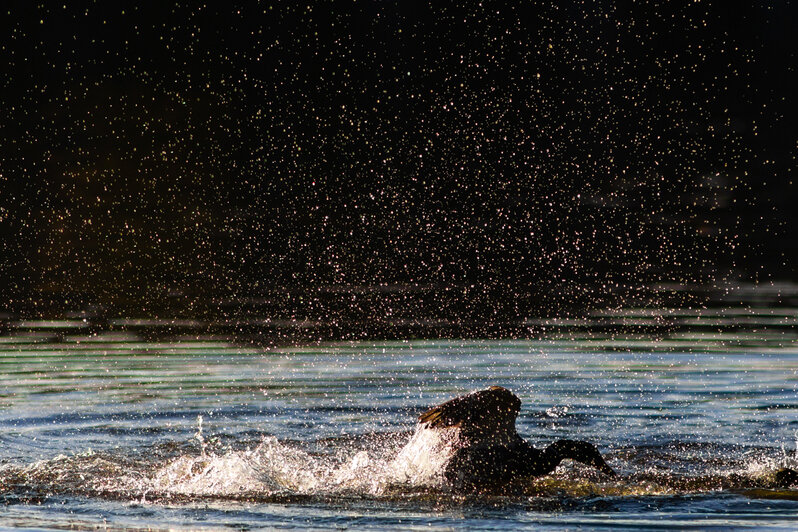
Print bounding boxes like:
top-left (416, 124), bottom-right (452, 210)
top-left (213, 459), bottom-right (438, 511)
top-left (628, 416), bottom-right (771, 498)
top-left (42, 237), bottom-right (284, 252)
top-left (417, 386), bottom-right (616, 493)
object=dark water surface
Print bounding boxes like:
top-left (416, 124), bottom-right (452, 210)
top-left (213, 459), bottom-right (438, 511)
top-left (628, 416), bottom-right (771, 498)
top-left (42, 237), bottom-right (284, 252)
top-left (1, 329), bottom-right (797, 530)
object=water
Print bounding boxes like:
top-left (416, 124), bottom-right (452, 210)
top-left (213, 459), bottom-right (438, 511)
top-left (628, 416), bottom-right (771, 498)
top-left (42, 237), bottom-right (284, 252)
top-left (1, 330), bottom-right (797, 530)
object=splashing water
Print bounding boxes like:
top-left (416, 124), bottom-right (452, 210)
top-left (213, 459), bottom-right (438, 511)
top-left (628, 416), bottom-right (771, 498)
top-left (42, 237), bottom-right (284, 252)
top-left (390, 425), bottom-right (462, 486)
top-left (151, 436), bottom-right (322, 496)
top-left (149, 424), bottom-right (467, 498)
top-left (1, 338), bottom-right (797, 530)
top-left (4, 416), bottom-right (796, 506)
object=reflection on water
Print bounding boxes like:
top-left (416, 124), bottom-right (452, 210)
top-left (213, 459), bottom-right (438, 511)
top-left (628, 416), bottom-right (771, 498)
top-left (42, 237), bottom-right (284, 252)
top-left (0, 325), bottom-right (797, 529)
top-left (5, 289), bottom-right (798, 349)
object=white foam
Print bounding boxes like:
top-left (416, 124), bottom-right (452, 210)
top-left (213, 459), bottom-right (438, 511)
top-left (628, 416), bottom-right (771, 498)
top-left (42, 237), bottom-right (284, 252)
top-left (147, 433), bottom-right (425, 497)
top-left (142, 423), bottom-right (465, 498)
top-left (389, 425), bottom-right (461, 486)
top-left (150, 436), bottom-right (323, 496)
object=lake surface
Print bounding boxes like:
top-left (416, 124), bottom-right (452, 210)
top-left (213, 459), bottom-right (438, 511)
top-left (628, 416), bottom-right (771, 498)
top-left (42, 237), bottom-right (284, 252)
top-left (1, 329), bottom-right (797, 530)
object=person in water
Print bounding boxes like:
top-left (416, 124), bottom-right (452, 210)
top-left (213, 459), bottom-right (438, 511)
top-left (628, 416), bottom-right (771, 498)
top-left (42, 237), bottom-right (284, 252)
top-left (418, 386), bottom-right (616, 493)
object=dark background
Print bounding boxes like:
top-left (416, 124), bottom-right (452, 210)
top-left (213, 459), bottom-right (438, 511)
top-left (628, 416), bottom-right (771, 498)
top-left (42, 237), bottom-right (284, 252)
top-left (1, 1), bottom-right (796, 324)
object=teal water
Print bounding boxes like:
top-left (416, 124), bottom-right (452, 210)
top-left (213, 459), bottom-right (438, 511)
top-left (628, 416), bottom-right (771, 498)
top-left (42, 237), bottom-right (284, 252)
top-left (1, 331), bottom-right (797, 530)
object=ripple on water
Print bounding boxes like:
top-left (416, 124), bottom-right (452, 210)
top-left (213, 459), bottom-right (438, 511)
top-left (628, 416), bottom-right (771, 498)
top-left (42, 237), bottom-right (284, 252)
top-left (1, 336), bottom-right (797, 529)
